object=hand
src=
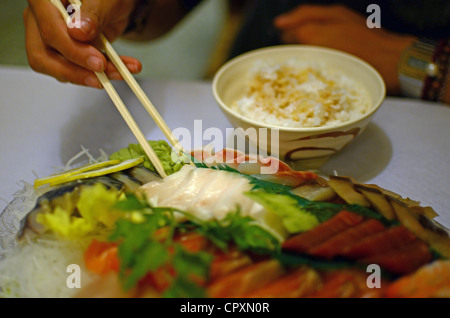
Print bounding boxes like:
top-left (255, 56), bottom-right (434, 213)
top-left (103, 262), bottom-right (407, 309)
top-left (274, 5), bottom-right (417, 95)
top-left (24, 0), bottom-right (142, 88)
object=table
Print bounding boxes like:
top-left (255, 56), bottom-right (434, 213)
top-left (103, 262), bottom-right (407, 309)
top-left (0, 66), bottom-right (449, 227)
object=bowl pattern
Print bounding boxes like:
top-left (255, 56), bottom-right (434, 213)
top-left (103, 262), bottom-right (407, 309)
top-left (283, 127), bottom-right (362, 161)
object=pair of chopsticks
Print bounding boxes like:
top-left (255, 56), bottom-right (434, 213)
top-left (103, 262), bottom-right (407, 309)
top-left (50, 0), bottom-right (185, 178)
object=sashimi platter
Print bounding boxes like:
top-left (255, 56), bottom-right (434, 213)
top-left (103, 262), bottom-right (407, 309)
top-left (0, 33), bottom-right (449, 299)
top-left (0, 139), bottom-right (449, 298)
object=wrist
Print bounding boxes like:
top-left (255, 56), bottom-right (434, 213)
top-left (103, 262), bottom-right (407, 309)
top-left (378, 35), bottom-right (416, 96)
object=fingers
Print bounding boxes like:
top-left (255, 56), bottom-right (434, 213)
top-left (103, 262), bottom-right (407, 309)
top-left (24, 0), bottom-right (141, 88)
top-left (68, 0), bottom-right (135, 42)
top-left (25, 6), bottom-right (102, 88)
top-left (68, 0), bottom-right (116, 42)
top-left (27, 0), bottom-right (106, 73)
top-left (274, 4), bottom-right (369, 47)
top-left (274, 4), bottom-right (363, 29)
top-left (105, 56), bottom-right (142, 80)
top-left (280, 24), bottom-right (323, 44)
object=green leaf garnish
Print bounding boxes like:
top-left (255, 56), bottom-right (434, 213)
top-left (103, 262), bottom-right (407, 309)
top-left (108, 196), bottom-right (280, 295)
top-left (193, 209), bottom-right (281, 254)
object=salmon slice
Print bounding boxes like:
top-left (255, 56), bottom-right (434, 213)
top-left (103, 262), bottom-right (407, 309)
top-left (243, 267), bottom-right (322, 298)
top-left (361, 240), bottom-right (433, 275)
top-left (209, 250), bottom-right (253, 281)
top-left (175, 231), bottom-right (210, 253)
top-left (309, 269), bottom-right (386, 298)
top-left (282, 210), bottom-right (365, 253)
top-left (307, 219), bottom-right (386, 259)
top-left (386, 260), bottom-right (450, 298)
top-left (206, 259), bottom-right (285, 298)
top-left (339, 225), bottom-right (417, 259)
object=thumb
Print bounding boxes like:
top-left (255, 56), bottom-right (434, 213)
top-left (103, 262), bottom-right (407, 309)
top-left (67, 1), bottom-right (110, 42)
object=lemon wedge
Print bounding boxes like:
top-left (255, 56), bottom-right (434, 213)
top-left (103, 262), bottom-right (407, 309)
top-left (34, 158), bottom-right (144, 188)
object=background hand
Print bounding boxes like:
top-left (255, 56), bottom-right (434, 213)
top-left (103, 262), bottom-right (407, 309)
top-left (274, 5), bottom-right (417, 95)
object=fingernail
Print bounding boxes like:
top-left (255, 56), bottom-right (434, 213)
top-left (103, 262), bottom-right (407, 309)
top-left (87, 56), bottom-right (104, 72)
top-left (126, 63), bottom-right (139, 73)
top-left (80, 19), bottom-right (94, 36)
top-left (109, 71), bottom-right (121, 80)
top-left (85, 76), bottom-right (100, 88)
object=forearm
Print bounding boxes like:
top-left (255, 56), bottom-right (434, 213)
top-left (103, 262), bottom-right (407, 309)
top-left (370, 33), bottom-right (417, 96)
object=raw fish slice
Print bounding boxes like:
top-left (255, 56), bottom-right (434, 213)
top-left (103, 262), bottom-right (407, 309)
top-left (386, 260), bottom-right (450, 298)
top-left (339, 225), bottom-right (416, 259)
top-left (158, 167), bottom-right (214, 209)
top-left (209, 250), bottom-right (253, 281)
top-left (198, 174), bottom-right (255, 220)
top-left (309, 269), bottom-right (387, 298)
top-left (307, 219), bottom-right (386, 259)
top-left (138, 165), bottom-right (192, 202)
top-left (243, 267), bottom-right (322, 298)
top-left (176, 169), bottom-right (228, 219)
top-left (282, 211), bottom-right (364, 253)
top-left (207, 259), bottom-right (285, 298)
top-left (139, 165), bottom-right (259, 221)
top-left (361, 240), bottom-right (433, 275)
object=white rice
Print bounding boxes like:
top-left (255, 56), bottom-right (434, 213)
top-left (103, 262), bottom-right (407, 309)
top-left (231, 59), bottom-right (371, 128)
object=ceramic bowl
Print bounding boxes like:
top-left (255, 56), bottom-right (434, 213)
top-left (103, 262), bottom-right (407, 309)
top-left (212, 45), bottom-right (386, 169)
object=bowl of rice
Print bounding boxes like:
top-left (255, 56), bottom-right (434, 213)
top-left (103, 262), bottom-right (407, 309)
top-left (212, 45), bottom-right (385, 169)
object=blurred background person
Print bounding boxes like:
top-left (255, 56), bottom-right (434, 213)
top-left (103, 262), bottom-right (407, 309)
top-left (230, 0), bottom-right (450, 102)
top-left (21, 0), bottom-right (450, 103)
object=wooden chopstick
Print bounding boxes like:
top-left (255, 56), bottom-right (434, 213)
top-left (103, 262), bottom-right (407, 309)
top-left (68, 0), bottom-right (185, 157)
top-left (49, 0), bottom-right (168, 178)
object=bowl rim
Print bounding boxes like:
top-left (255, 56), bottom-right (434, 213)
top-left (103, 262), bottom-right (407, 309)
top-left (212, 45), bottom-right (386, 132)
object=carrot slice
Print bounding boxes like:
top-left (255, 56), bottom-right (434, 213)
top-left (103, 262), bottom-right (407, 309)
top-left (84, 240), bottom-right (120, 275)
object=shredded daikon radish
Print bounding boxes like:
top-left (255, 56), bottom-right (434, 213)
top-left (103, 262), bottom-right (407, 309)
top-left (0, 234), bottom-right (97, 298)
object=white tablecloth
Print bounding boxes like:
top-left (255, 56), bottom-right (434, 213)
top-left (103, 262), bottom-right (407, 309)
top-left (0, 66), bottom-right (449, 227)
